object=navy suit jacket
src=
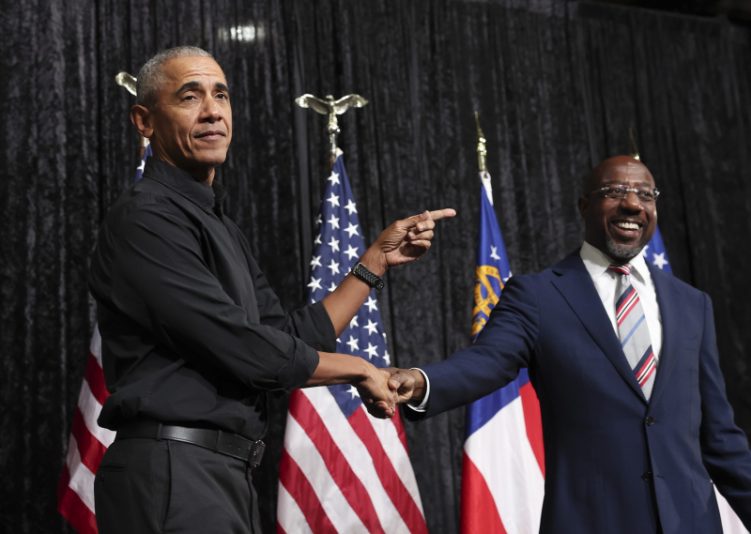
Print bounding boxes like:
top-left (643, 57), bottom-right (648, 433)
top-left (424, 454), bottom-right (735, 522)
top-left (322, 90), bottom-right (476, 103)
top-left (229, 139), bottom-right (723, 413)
top-left (417, 252), bottom-right (751, 533)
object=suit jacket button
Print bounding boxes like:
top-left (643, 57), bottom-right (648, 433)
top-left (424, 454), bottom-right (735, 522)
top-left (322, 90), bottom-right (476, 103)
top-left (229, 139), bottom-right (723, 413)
top-left (642, 471), bottom-right (653, 481)
top-left (645, 416), bottom-right (656, 426)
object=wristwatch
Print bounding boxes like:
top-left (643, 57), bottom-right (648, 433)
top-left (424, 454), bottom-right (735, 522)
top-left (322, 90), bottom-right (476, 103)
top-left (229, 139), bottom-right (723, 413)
top-left (351, 262), bottom-right (385, 291)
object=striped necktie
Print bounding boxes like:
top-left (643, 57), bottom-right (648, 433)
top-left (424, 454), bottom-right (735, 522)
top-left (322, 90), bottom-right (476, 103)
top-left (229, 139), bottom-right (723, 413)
top-left (609, 264), bottom-right (658, 399)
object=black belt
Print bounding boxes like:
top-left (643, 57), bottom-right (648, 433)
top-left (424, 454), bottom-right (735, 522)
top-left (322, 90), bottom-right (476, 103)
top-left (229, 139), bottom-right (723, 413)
top-left (115, 421), bottom-right (265, 468)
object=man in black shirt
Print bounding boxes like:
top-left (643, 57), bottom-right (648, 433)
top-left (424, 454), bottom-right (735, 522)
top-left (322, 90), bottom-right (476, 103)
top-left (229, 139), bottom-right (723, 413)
top-left (90, 46), bottom-right (454, 534)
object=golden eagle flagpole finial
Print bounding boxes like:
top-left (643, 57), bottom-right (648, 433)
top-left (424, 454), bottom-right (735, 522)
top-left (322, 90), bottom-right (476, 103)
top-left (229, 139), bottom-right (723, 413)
top-left (295, 93), bottom-right (368, 165)
top-left (475, 111), bottom-right (488, 173)
top-left (115, 72), bottom-right (137, 97)
top-left (115, 71), bottom-right (148, 152)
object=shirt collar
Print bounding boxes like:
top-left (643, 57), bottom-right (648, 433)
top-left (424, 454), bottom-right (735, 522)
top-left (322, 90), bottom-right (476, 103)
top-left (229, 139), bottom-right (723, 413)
top-left (580, 241), bottom-right (651, 283)
top-left (143, 158), bottom-right (223, 212)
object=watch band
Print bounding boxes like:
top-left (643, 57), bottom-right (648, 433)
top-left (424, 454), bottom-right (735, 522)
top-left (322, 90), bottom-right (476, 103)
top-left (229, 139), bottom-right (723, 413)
top-left (351, 262), bottom-right (385, 291)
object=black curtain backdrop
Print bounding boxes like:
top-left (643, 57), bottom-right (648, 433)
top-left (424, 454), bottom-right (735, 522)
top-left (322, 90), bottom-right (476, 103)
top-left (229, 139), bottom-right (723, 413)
top-left (2, 1), bottom-right (751, 532)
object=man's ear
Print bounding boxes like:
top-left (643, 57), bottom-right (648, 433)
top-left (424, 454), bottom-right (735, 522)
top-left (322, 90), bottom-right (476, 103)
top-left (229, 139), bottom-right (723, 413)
top-left (130, 104), bottom-right (154, 139)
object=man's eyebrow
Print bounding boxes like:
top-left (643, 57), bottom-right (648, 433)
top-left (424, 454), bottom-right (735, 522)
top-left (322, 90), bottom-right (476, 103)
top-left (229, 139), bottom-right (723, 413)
top-left (174, 81), bottom-right (230, 95)
top-left (175, 81), bottom-right (201, 95)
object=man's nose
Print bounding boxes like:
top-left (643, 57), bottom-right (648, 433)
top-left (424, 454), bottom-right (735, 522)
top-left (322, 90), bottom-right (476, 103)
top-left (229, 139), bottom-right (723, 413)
top-left (620, 191), bottom-right (644, 210)
top-left (201, 98), bottom-right (222, 121)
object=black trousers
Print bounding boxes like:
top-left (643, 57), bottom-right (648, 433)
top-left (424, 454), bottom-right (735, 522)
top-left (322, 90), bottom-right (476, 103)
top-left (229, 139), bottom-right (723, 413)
top-left (94, 437), bottom-right (261, 534)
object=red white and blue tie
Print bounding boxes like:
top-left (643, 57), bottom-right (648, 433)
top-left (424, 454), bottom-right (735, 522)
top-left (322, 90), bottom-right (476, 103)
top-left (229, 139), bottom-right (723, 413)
top-left (609, 264), bottom-right (658, 399)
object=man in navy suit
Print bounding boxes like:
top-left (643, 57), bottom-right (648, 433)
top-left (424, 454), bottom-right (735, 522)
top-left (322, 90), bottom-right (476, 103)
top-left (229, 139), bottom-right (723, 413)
top-left (390, 155), bottom-right (751, 533)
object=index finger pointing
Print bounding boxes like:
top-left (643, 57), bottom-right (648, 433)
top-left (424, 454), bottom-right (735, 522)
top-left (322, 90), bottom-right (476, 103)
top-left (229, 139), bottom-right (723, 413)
top-left (427, 208), bottom-right (457, 221)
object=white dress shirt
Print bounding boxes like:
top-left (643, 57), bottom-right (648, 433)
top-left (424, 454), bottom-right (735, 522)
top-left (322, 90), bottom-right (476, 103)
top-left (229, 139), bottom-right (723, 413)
top-left (409, 243), bottom-right (663, 412)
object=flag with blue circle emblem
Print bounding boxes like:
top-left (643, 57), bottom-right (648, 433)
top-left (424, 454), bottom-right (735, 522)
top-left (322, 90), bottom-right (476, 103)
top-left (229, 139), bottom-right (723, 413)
top-left (460, 170), bottom-right (545, 534)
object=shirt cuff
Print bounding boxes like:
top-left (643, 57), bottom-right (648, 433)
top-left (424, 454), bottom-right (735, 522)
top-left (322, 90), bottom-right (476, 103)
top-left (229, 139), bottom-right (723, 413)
top-left (405, 367), bottom-right (430, 413)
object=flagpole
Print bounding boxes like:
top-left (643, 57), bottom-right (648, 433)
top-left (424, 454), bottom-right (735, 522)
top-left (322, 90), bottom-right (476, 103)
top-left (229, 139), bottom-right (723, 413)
top-left (280, 92), bottom-right (427, 533)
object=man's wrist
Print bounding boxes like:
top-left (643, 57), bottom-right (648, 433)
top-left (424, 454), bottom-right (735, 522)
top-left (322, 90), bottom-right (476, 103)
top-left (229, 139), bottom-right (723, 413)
top-left (358, 248), bottom-right (387, 277)
top-left (351, 262), bottom-right (385, 291)
top-left (407, 368), bottom-right (430, 411)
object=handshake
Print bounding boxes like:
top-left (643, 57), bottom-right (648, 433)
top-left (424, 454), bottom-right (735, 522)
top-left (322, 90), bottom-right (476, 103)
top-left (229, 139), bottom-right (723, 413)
top-left (356, 366), bottom-right (428, 419)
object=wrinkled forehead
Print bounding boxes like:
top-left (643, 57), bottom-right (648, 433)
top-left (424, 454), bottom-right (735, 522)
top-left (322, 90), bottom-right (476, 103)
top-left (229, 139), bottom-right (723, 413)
top-left (162, 56), bottom-right (227, 85)
top-left (590, 158), bottom-right (655, 189)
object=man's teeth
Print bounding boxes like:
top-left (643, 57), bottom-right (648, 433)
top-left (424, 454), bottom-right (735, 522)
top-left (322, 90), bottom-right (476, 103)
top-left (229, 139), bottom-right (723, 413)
top-left (614, 221), bottom-right (640, 230)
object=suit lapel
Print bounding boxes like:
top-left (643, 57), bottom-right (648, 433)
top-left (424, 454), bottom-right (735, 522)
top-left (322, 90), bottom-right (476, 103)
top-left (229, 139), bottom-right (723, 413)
top-left (646, 265), bottom-right (680, 407)
top-left (551, 253), bottom-right (647, 402)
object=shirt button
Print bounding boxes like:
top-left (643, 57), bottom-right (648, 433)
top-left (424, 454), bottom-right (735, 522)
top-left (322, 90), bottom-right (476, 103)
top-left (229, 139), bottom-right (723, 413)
top-left (645, 416), bottom-right (656, 426)
top-left (642, 471), bottom-right (653, 481)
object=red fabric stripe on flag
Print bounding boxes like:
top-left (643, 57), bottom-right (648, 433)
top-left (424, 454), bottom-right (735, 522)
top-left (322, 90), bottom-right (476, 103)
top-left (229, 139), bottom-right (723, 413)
top-left (84, 353), bottom-right (109, 405)
top-left (460, 454), bottom-right (507, 534)
top-left (72, 407), bottom-right (108, 473)
top-left (290, 393), bottom-right (385, 534)
top-left (391, 410), bottom-right (409, 449)
top-left (519, 381), bottom-right (546, 476)
top-left (278, 449), bottom-right (336, 533)
top-left (57, 466), bottom-right (98, 534)
top-left (348, 408), bottom-right (428, 534)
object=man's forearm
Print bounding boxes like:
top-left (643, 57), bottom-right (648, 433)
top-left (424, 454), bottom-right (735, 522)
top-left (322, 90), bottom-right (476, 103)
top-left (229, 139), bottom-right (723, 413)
top-left (321, 249), bottom-right (386, 335)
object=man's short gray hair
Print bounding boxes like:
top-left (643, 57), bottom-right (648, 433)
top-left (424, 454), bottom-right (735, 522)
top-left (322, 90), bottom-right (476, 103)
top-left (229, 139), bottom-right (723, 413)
top-left (136, 46), bottom-right (214, 106)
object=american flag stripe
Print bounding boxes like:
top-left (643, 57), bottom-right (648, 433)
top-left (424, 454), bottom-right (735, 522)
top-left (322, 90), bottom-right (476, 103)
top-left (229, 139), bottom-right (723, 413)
top-left (294, 387), bottom-right (418, 532)
top-left (58, 333), bottom-right (116, 534)
top-left (84, 352), bottom-right (108, 404)
top-left (347, 410), bottom-right (427, 532)
top-left (283, 412), bottom-right (371, 532)
top-left (58, 462), bottom-right (97, 533)
top-left (71, 408), bottom-right (108, 473)
top-left (277, 453), bottom-right (334, 533)
top-left (288, 390), bottom-right (388, 533)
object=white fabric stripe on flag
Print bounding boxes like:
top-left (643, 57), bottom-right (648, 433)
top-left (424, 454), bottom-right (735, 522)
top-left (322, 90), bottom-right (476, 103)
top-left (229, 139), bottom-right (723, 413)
top-left (283, 415), bottom-right (368, 533)
top-left (302, 388), bottom-right (410, 533)
top-left (716, 487), bottom-right (749, 534)
top-left (77, 380), bottom-right (116, 447)
top-left (90, 327), bottom-right (102, 362)
top-left (464, 397), bottom-right (544, 534)
top-left (369, 416), bottom-right (424, 509)
top-left (63, 435), bottom-right (96, 513)
top-left (276, 484), bottom-right (314, 534)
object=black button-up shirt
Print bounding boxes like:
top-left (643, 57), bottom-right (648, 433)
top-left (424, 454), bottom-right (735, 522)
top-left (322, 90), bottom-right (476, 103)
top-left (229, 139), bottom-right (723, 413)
top-left (89, 158), bottom-right (334, 439)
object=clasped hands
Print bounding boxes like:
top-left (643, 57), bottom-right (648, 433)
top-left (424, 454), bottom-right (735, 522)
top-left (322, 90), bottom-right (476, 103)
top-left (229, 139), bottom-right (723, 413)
top-left (356, 366), bottom-right (426, 419)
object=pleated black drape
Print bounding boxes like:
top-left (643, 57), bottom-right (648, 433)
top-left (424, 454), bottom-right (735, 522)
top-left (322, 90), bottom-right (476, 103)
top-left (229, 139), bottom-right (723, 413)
top-left (2, 1), bottom-right (750, 532)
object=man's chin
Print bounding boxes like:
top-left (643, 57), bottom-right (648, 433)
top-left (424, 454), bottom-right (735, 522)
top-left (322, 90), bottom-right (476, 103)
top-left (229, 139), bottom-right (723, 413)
top-left (606, 239), bottom-right (644, 262)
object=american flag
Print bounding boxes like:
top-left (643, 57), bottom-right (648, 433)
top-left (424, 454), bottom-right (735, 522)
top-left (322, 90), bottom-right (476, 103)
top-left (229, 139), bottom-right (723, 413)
top-left (57, 144), bottom-right (151, 533)
top-left (643, 227), bottom-right (748, 534)
top-left (460, 170), bottom-right (545, 533)
top-left (277, 153), bottom-right (427, 533)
